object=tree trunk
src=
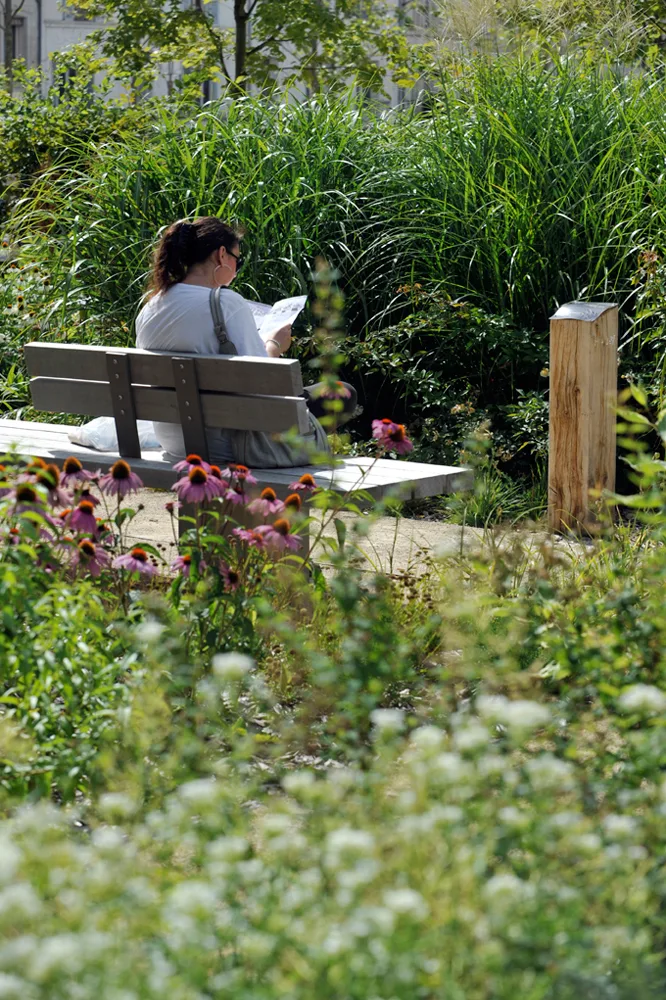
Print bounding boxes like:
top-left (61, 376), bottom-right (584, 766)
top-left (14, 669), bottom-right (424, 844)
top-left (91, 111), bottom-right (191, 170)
top-left (3, 0), bottom-right (13, 94)
top-left (234, 0), bottom-right (247, 90)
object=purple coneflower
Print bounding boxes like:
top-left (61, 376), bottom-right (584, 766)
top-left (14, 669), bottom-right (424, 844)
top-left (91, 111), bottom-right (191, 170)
top-left (74, 538), bottom-right (110, 578)
top-left (208, 465), bottom-right (228, 496)
top-left (220, 563), bottom-right (241, 591)
top-left (61, 456), bottom-right (95, 489)
top-left (0, 464), bottom-right (12, 499)
top-left (96, 517), bottom-right (112, 540)
top-left (69, 499), bottom-right (98, 535)
top-left (113, 547), bottom-right (158, 576)
top-left (79, 488), bottom-right (100, 507)
top-left (247, 487), bottom-right (285, 517)
top-left (13, 483), bottom-right (46, 514)
top-left (171, 553), bottom-right (207, 579)
top-left (222, 463), bottom-right (258, 486)
top-left (256, 518), bottom-right (301, 552)
top-left (225, 487), bottom-right (248, 506)
top-left (284, 492), bottom-right (303, 516)
top-left (99, 460), bottom-right (144, 498)
top-left (288, 473), bottom-right (317, 492)
top-left (25, 457), bottom-right (47, 472)
top-left (35, 463), bottom-right (73, 508)
top-left (172, 466), bottom-right (223, 503)
top-left (232, 526), bottom-right (266, 548)
top-left (172, 453), bottom-right (212, 474)
top-left (371, 418), bottom-right (413, 455)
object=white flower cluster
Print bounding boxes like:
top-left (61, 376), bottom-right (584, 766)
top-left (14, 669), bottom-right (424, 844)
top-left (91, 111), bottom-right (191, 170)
top-left (211, 652), bottom-right (254, 682)
top-left (617, 683), bottom-right (666, 715)
top-left (477, 695), bottom-right (551, 732)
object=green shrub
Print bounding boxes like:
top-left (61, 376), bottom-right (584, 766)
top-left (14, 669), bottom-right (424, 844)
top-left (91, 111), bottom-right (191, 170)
top-left (1, 417), bottom-right (666, 993)
top-left (10, 55), bottom-right (666, 462)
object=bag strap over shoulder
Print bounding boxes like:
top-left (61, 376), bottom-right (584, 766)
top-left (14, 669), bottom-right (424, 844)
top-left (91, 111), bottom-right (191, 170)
top-left (209, 286), bottom-right (238, 356)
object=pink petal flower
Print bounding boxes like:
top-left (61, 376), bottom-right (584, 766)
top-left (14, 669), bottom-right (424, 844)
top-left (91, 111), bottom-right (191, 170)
top-left (61, 457), bottom-right (96, 489)
top-left (220, 562), bottom-right (241, 591)
top-left (172, 467), bottom-right (222, 504)
top-left (288, 473), bottom-right (318, 492)
top-left (99, 460), bottom-right (143, 498)
top-left (221, 464), bottom-right (258, 486)
top-left (255, 519), bottom-right (301, 552)
top-left (69, 501), bottom-right (98, 535)
top-left (247, 496), bottom-right (285, 517)
top-left (171, 553), bottom-right (207, 579)
top-left (225, 488), bottom-right (247, 506)
top-left (74, 538), bottom-right (111, 577)
top-left (371, 418), bottom-right (413, 455)
top-left (172, 454), bottom-right (212, 474)
top-left (232, 526), bottom-right (266, 548)
top-left (112, 547), bottom-right (158, 576)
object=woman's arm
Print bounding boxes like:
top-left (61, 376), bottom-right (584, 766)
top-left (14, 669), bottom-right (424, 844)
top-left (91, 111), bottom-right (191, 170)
top-left (263, 323), bottom-right (292, 358)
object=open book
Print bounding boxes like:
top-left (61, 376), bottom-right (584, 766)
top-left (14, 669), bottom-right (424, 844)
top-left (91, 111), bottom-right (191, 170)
top-left (248, 295), bottom-right (308, 339)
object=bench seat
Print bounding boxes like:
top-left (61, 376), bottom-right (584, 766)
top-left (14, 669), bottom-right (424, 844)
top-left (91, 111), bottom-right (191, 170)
top-left (0, 418), bottom-right (471, 501)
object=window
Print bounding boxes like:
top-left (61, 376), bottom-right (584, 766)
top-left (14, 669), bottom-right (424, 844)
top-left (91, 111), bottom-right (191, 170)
top-left (11, 18), bottom-right (27, 62)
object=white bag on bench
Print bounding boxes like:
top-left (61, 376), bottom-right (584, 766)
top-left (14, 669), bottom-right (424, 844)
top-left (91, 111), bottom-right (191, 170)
top-left (68, 416), bottom-right (161, 452)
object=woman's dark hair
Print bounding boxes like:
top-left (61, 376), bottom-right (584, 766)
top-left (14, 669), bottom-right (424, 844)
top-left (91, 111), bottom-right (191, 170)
top-left (149, 217), bottom-right (243, 294)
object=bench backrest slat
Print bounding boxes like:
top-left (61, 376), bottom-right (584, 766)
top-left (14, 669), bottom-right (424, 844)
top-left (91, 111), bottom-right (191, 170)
top-left (24, 343), bottom-right (304, 397)
top-left (30, 377), bottom-right (311, 436)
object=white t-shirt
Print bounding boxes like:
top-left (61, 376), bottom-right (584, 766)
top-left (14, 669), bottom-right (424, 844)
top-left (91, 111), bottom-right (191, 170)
top-left (135, 283), bottom-right (267, 461)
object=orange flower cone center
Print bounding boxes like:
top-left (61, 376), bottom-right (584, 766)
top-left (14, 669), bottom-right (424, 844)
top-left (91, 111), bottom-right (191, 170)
top-left (64, 457), bottom-right (83, 474)
top-left (130, 548), bottom-right (148, 562)
top-left (299, 474), bottom-right (315, 487)
top-left (16, 485), bottom-right (38, 503)
top-left (260, 487), bottom-right (277, 501)
top-left (78, 501), bottom-right (95, 515)
top-left (273, 518), bottom-right (290, 536)
top-left (111, 460), bottom-right (131, 481)
top-left (78, 539), bottom-right (96, 557)
top-left (285, 493), bottom-right (302, 510)
top-left (189, 467), bottom-right (208, 485)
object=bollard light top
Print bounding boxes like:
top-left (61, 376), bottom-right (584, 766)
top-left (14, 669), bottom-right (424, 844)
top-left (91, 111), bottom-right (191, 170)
top-left (550, 301), bottom-right (617, 322)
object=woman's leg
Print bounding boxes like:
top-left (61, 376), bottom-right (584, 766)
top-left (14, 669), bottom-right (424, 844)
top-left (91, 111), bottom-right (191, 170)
top-left (302, 382), bottom-right (358, 428)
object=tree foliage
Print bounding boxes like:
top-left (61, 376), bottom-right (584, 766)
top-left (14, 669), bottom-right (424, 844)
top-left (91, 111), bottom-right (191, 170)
top-left (66, 0), bottom-right (421, 99)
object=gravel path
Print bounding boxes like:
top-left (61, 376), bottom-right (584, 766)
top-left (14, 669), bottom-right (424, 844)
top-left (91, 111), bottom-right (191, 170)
top-left (124, 488), bottom-right (573, 573)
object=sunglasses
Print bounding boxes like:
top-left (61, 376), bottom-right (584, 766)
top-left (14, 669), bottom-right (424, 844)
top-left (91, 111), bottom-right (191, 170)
top-left (227, 248), bottom-right (245, 270)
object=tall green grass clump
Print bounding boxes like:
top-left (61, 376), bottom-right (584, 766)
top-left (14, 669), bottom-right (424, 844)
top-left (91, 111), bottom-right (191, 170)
top-left (7, 52), bottom-right (666, 474)
top-left (13, 55), bottom-right (666, 330)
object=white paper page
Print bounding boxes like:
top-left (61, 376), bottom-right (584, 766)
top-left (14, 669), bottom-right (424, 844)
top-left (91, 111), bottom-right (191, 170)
top-left (248, 301), bottom-right (272, 324)
top-left (257, 295), bottom-right (308, 338)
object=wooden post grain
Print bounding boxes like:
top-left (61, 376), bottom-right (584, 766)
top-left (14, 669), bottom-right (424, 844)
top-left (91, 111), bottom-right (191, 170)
top-left (548, 301), bottom-right (618, 533)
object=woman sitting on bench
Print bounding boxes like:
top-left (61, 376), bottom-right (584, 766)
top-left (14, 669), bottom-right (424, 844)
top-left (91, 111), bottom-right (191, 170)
top-left (135, 216), bottom-right (357, 467)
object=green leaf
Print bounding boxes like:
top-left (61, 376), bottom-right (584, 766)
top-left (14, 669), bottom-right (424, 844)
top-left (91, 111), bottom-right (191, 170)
top-left (334, 518), bottom-right (347, 550)
top-left (657, 409), bottom-right (666, 442)
top-left (616, 407), bottom-right (651, 426)
top-left (629, 383), bottom-right (648, 408)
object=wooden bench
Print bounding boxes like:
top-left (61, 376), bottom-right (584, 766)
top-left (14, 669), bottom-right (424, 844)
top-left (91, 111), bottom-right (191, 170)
top-left (0, 342), bottom-right (470, 529)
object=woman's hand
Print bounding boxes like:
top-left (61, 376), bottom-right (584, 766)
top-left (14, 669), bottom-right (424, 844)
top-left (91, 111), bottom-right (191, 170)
top-left (263, 323), bottom-right (292, 358)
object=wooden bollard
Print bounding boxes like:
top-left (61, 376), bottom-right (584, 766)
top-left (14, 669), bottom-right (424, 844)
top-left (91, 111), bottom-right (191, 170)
top-left (548, 301), bottom-right (618, 533)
